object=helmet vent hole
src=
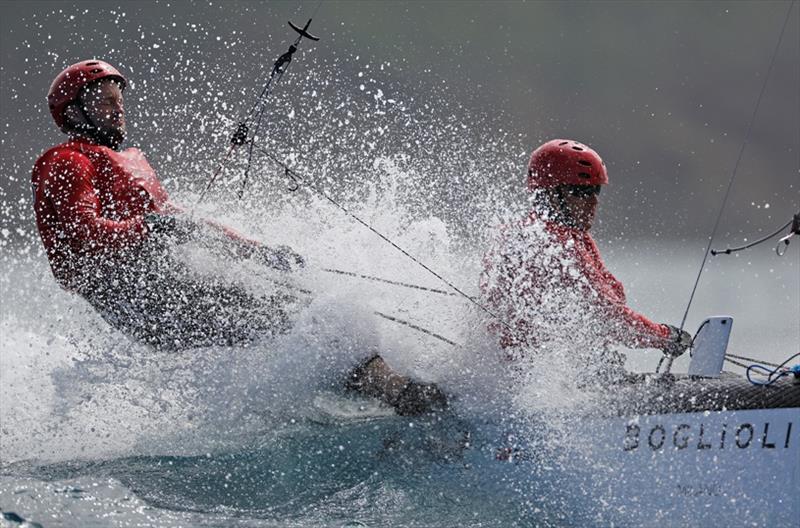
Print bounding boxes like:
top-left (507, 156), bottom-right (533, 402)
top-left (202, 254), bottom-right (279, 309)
top-left (90, 68), bottom-right (102, 74)
top-left (559, 141), bottom-right (569, 146)
top-left (85, 61), bottom-right (99, 66)
top-left (572, 146), bottom-right (584, 151)
top-left (578, 172), bottom-right (592, 179)
top-left (578, 160), bottom-right (592, 167)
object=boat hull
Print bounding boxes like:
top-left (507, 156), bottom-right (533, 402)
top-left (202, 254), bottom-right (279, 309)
top-left (477, 375), bottom-right (800, 526)
top-left (484, 406), bottom-right (799, 527)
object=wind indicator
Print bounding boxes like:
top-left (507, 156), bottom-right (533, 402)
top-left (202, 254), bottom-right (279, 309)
top-left (289, 19), bottom-right (320, 42)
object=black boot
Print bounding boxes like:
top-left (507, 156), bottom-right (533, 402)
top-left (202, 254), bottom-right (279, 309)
top-left (345, 355), bottom-right (448, 416)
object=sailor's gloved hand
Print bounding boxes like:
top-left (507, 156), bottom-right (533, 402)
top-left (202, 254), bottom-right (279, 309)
top-left (661, 324), bottom-right (692, 357)
top-left (144, 213), bottom-right (197, 244)
top-left (254, 244), bottom-right (305, 272)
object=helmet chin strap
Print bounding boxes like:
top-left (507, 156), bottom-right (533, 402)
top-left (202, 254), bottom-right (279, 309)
top-left (70, 99), bottom-right (124, 150)
top-left (550, 188), bottom-right (577, 229)
top-left (548, 188), bottom-right (591, 231)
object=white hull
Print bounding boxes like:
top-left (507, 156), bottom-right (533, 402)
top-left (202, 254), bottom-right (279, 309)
top-left (489, 407), bottom-right (799, 527)
top-left (311, 376), bottom-right (800, 526)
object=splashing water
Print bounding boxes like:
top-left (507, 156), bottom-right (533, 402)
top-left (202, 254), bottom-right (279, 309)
top-left (2, 4), bottom-right (799, 527)
top-left (0, 166), bottom-right (531, 526)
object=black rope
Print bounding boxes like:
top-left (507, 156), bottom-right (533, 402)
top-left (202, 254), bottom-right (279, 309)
top-left (323, 268), bottom-right (461, 297)
top-left (723, 356), bottom-right (751, 370)
top-left (711, 216), bottom-right (795, 255)
top-left (373, 311), bottom-right (460, 347)
top-left (238, 10), bottom-right (320, 131)
top-left (725, 353), bottom-right (780, 369)
top-left (679, 0), bottom-right (797, 333)
top-left (194, 142), bottom-right (238, 208)
top-left (239, 28), bottom-right (307, 197)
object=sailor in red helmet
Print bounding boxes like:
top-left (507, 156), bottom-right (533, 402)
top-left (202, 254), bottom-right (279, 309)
top-left (481, 139), bottom-right (691, 377)
top-left (32, 60), bottom-right (446, 415)
top-left (32, 60), bottom-right (305, 350)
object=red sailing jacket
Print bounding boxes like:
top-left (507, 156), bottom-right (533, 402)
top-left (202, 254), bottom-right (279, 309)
top-left (31, 138), bottom-right (252, 290)
top-left (481, 213), bottom-right (670, 353)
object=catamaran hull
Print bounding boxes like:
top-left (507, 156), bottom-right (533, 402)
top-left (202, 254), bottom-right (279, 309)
top-left (483, 406), bottom-right (799, 527)
top-left (328, 372), bottom-right (800, 526)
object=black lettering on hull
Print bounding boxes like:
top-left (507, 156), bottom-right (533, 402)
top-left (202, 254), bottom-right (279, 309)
top-left (697, 423), bottom-right (711, 450)
top-left (648, 425), bottom-right (666, 450)
top-left (736, 423), bottom-right (754, 449)
top-left (624, 423), bottom-right (640, 451)
top-left (673, 424), bottom-right (691, 450)
top-left (622, 419), bottom-right (795, 453)
top-left (761, 423), bottom-right (776, 449)
top-left (786, 422), bottom-right (793, 449)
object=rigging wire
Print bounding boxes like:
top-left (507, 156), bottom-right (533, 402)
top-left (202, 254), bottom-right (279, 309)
top-left (725, 353), bottom-right (779, 369)
top-left (324, 268), bottom-right (462, 297)
top-left (253, 144), bottom-right (515, 331)
top-left (722, 355), bottom-right (751, 371)
top-left (194, 9), bottom-right (322, 208)
top-left (238, 15), bottom-right (321, 197)
top-left (711, 214), bottom-right (798, 256)
top-left (373, 311), bottom-right (461, 347)
top-left (679, 0), bottom-right (797, 333)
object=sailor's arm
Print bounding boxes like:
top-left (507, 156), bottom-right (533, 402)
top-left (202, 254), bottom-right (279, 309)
top-left (597, 284), bottom-right (691, 356)
top-left (42, 150), bottom-right (147, 253)
top-left (209, 223), bottom-right (305, 271)
top-left (145, 209), bottom-right (304, 272)
top-left (603, 301), bottom-right (672, 349)
top-left (148, 197), bottom-right (260, 248)
top-left (582, 236), bottom-right (675, 350)
top-left (201, 220), bottom-right (305, 270)
top-left (202, 218), bottom-right (260, 249)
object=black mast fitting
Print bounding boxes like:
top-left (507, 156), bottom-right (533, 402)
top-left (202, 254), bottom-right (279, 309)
top-left (289, 19), bottom-right (320, 42)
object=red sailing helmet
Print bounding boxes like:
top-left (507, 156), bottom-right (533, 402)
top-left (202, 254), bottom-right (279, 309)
top-left (47, 60), bottom-right (127, 129)
top-left (527, 139), bottom-right (608, 190)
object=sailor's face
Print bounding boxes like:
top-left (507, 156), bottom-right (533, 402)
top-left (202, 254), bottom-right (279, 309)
top-left (560, 185), bottom-right (600, 230)
top-left (81, 79), bottom-right (126, 140)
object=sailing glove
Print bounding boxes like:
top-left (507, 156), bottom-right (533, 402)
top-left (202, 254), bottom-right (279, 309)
top-left (144, 213), bottom-right (197, 244)
top-left (662, 324), bottom-right (692, 357)
top-left (255, 244), bottom-right (306, 272)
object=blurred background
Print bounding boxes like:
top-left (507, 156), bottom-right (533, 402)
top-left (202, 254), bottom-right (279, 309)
top-left (1, 0), bottom-right (797, 242)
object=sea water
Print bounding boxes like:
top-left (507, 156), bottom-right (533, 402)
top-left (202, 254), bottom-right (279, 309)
top-left (1, 181), bottom-right (797, 527)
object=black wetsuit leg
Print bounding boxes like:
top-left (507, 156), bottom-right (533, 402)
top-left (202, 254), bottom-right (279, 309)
top-left (80, 250), bottom-right (296, 350)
